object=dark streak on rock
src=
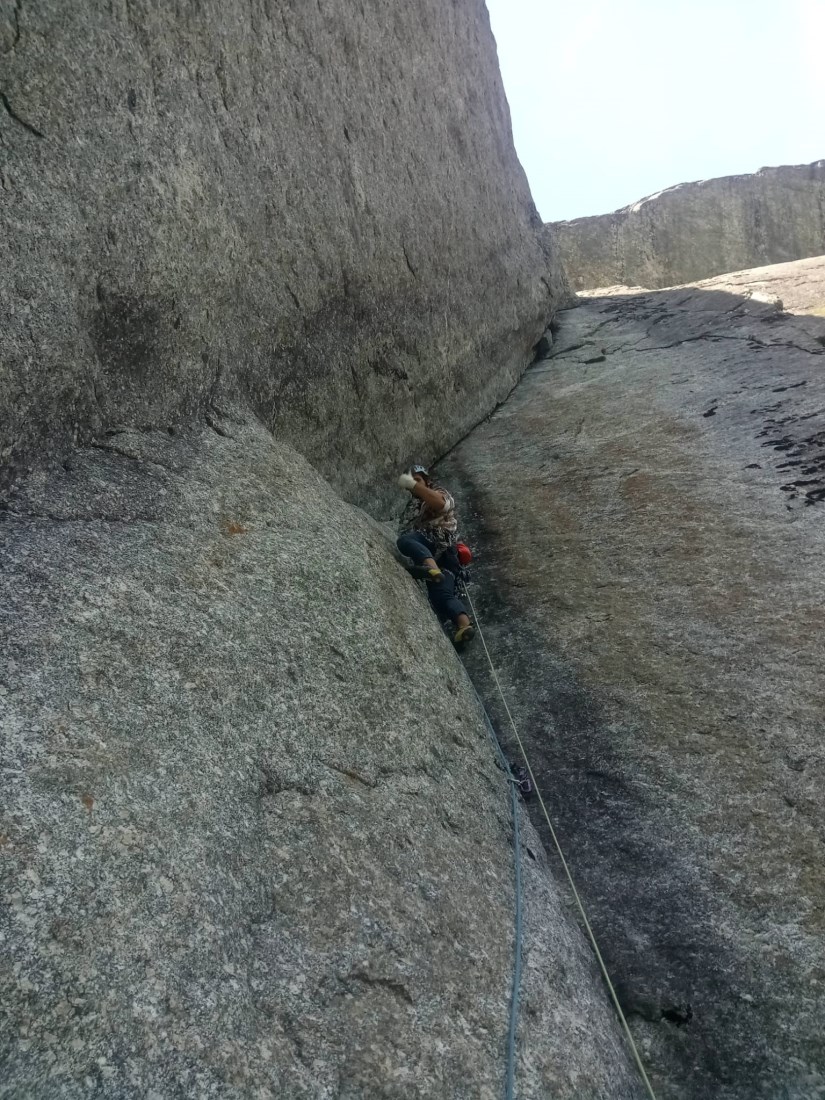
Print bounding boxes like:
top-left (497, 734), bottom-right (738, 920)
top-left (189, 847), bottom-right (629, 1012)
top-left (0, 90), bottom-right (44, 138)
top-left (402, 244), bottom-right (418, 280)
top-left (0, 0), bottom-right (22, 54)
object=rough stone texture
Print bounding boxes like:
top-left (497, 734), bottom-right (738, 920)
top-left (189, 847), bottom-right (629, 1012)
top-left (440, 258), bottom-right (825, 1098)
top-left (0, 0), bottom-right (567, 507)
top-left (552, 161), bottom-right (825, 291)
top-left (649, 253), bottom-right (825, 319)
top-left (0, 411), bottom-right (644, 1098)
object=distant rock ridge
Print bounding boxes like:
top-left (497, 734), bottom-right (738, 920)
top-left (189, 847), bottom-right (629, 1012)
top-left (551, 160), bottom-right (825, 290)
top-left (0, 0), bottom-right (569, 509)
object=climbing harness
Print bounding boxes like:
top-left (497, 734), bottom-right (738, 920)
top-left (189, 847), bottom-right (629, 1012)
top-left (461, 587), bottom-right (659, 1100)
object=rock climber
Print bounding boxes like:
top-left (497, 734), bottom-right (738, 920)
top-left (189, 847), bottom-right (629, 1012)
top-left (396, 465), bottom-right (475, 645)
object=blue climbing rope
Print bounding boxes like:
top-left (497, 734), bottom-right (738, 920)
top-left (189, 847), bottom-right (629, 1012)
top-left (470, 681), bottom-right (524, 1100)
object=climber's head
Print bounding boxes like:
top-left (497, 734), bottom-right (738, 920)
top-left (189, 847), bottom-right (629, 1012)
top-left (410, 464), bottom-right (430, 486)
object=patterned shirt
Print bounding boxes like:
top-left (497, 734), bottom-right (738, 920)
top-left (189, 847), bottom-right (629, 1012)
top-left (400, 485), bottom-right (459, 548)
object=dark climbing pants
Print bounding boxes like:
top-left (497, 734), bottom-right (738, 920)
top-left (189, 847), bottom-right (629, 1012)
top-left (397, 531), bottom-right (442, 566)
top-left (397, 532), bottom-right (469, 625)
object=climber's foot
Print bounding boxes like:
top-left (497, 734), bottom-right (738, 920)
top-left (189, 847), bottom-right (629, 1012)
top-left (453, 623), bottom-right (475, 646)
top-left (409, 565), bottom-right (443, 583)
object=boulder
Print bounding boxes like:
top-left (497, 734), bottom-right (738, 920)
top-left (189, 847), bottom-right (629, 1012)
top-left (552, 161), bottom-right (825, 291)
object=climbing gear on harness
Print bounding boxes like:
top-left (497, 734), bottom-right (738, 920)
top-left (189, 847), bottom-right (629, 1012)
top-left (456, 541), bottom-right (473, 566)
top-left (513, 765), bottom-right (533, 800)
top-left (451, 559), bottom-right (472, 598)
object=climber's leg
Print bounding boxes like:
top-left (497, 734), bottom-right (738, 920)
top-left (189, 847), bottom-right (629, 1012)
top-left (397, 532), bottom-right (443, 582)
top-left (427, 570), bottom-right (474, 644)
top-left (397, 531), bottom-right (437, 565)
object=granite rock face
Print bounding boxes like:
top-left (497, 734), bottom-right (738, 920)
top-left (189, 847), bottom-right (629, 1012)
top-left (0, 0), bottom-right (566, 506)
top-left (0, 413), bottom-right (644, 1098)
top-left (440, 257), bottom-right (825, 1098)
top-left (655, 253), bottom-right (825, 318)
top-left (552, 161), bottom-right (825, 290)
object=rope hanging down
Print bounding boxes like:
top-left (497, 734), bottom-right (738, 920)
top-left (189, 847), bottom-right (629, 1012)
top-left (472, 685), bottom-right (524, 1100)
top-left (463, 589), bottom-right (659, 1100)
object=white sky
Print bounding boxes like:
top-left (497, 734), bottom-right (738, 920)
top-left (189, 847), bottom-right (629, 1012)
top-left (485, 0), bottom-right (825, 222)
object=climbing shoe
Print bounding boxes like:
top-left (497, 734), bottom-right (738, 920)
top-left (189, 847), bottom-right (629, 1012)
top-left (453, 623), bottom-right (475, 646)
top-left (409, 565), bottom-right (443, 583)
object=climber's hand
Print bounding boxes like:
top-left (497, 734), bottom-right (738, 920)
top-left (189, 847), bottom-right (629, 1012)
top-left (398, 472), bottom-right (416, 491)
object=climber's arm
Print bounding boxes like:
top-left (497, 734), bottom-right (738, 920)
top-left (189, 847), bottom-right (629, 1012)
top-left (397, 472), bottom-right (449, 512)
top-left (411, 482), bottom-right (448, 511)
